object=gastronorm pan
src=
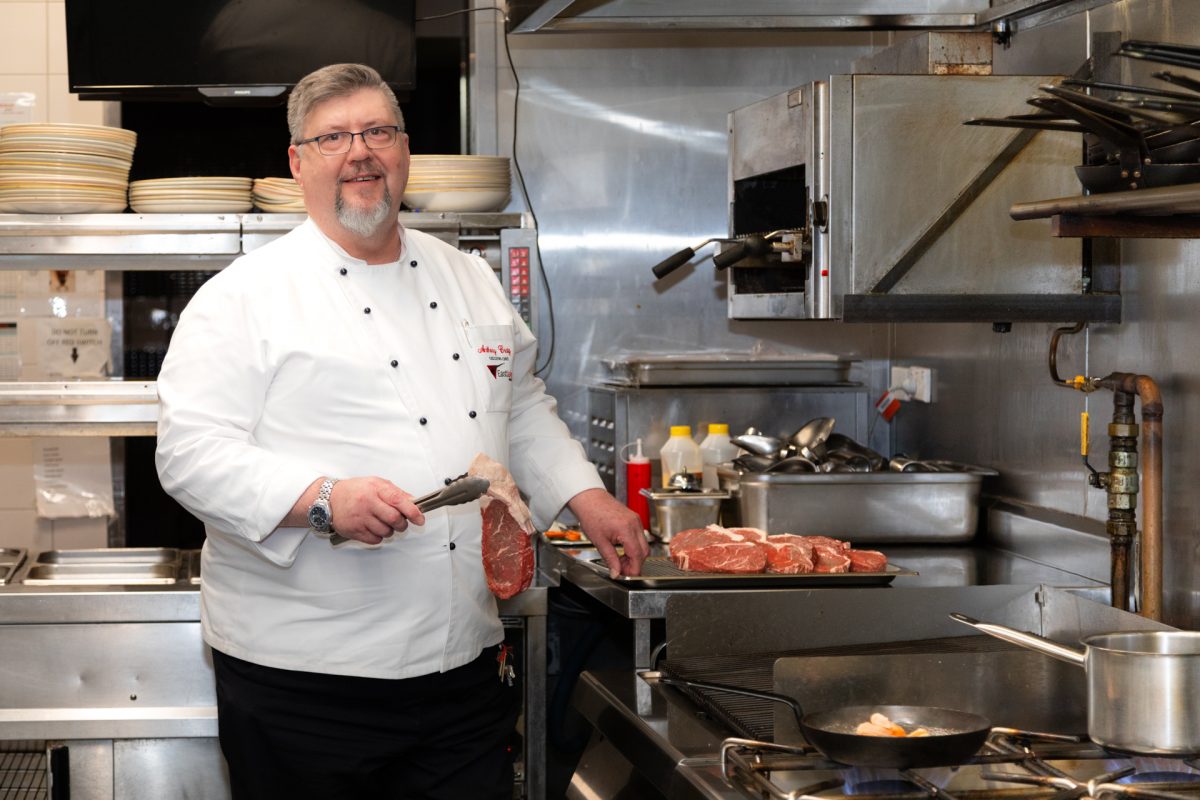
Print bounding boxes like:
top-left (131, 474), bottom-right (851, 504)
top-left (35, 547), bottom-right (180, 565)
top-left (601, 354), bottom-right (855, 387)
top-left (737, 471), bottom-right (994, 544)
top-left (22, 563), bottom-right (178, 586)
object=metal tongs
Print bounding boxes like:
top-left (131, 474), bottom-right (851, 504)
top-left (326, 474), bottom-right (490, 546)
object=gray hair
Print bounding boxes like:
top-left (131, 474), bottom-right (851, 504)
top-left (287, 63), bottom-right (405, 145)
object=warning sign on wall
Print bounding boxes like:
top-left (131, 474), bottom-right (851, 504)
top-left (34, 317), bottom-right (111, 378)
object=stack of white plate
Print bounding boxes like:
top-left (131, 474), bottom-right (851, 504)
top-left (0, 123), bottom-right (136, 213)
top-left (253, 177), bottom-right (305, 212)
top-left (128, 177), bottom-right (253, 213)
top-left (403, 155), bottom-right (511, 212)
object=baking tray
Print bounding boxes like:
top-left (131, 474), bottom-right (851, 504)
top-left (574, 554), bottom-right (914, 588)
top-left (601, 354), bottom-right (855, 387)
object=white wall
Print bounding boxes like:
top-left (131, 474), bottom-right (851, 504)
top-left (0, 0), bottom-right (116, 549)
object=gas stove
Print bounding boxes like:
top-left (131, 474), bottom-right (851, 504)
top-left (721, 732), bottom-right (1200, 799)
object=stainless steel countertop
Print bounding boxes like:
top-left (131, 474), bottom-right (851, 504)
top-left (538, 538), bottom-right (1108, 620)
top-left (0, 552), bottom-right (547, 624)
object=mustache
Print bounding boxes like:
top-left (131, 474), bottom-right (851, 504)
top-left (340, 161), bottom-right (384, 181)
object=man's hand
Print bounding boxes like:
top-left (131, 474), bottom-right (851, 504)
top-left (567, 488), bottom-right (649, 578)
top-left (283, 476), bottom-right (425, 545)
top-left (329, 477), bottom-right (426, 545)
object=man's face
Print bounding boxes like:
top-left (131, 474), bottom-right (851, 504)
top-left (288, 88), bottom-right (410, 240)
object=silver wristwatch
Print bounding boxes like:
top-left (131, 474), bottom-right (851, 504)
top-left (307, 478), bottom-right (338, 534)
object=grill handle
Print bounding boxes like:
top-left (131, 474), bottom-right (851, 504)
top-left (656, 675), bottom-right (805, 724)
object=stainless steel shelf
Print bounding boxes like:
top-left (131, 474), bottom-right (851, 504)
top-left (508, 0), bottom-right (1087, 33)
top-left (0, 211), bottom-right (530, 268)
top-left (0, 381), bottom-right (157, 437)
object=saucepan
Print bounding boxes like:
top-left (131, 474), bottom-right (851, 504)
top-left (952, 613), bottom-right (1200, 755)
top-left (656, 675), bottom-right (991, 768)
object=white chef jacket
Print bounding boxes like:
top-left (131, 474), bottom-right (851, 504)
top-left (155, 219), bottom-right (603, 679)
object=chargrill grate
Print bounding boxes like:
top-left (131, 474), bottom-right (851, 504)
top-left (0, 746), bottom-right (47, 800)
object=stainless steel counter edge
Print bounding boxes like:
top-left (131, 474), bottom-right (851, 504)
top-left (573, 670), bottom-right (730, 800)
top-left (0, 706), bottom-right (218, 740)
top-left (0, 583), bottom-right (547, 623)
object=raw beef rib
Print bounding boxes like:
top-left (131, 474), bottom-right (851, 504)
top-left (469, 453), bottom-right (535, 599)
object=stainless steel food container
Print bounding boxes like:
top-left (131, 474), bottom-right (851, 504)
top-left (957, 615), bottom-right (1200, 755)
top-left (737, 471), bottom-right (990, 542)
top-left (640, 488), bottom-right (729, 541)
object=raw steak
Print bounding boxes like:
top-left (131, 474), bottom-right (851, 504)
top-left (762, 534), bottom-right (815, 574)
top-left (812, 544), bottom-right (851, 573)
top-left (669, 526), bottom-right (766, 574)
top-left (847, 549), bottom-right (888, 573)
top-left (726, 526), bottom-right (769, 543)
top-left (797, 535), bottom-right (851, 551)
top-left (468, 453), bottom-right (535, 599)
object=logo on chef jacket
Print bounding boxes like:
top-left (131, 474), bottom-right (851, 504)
top-left (478, 343), bottom-right (512, 381)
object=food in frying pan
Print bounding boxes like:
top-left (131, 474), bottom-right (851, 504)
top-left (668, 524), bottom-right (889, 575)
top-left (855, 712), bottom-right (931, 738)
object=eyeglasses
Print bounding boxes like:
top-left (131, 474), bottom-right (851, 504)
top-left (297, 125), bottom-right (404, 156)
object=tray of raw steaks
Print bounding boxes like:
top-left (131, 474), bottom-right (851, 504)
top-left (575, 525), bottom-right (915, 588)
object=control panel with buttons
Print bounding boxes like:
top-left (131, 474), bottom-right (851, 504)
top-left (500, 228), bottom-right (538, 331)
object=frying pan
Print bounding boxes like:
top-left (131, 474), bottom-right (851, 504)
top-left (1074, 161), bottom-right (1200, 193)
top-left (1037, 87), bottom-right (1200, 160)
top-left (1118, 42), bottom-right (1200, 72)
top-left (1155, 71), bottom-right (1200, 96)
top-left (656, 675), bottom-right (991, 768)
top-left (1026, 96), bottom-right (1146, 166)
top-left (1062, 78), bottom-right (1200, 103)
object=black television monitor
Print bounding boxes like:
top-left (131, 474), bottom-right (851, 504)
top-left (65, 0), bottom-right (416, 104)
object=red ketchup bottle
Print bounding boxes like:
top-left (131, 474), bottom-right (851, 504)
top-left (625, 438), bottom-right (652, 532)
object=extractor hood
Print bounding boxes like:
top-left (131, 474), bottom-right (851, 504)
top-left (507, 0), bottom-right (1106, 34)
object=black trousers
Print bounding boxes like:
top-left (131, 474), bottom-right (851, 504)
top-left (211, 646), bottom-right (519, 800)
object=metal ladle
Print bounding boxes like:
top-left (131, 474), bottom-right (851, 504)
top-left (730, 431), bottom-right (785, 458)
top-left (789, 417), bottom-right (836, 463)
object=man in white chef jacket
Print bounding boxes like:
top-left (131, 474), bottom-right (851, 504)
top-left (155, 63), bottom-right (648, 800)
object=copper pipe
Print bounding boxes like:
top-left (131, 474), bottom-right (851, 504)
top-left (1099, 372), bottom-right (1165, 621)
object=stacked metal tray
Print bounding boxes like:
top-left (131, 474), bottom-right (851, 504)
top-left (0, 549), bottom-right (26, 586)
top-left (601, 354), bottom-right (856, 386)
top-left (22, 547), bottom-right (181, 586)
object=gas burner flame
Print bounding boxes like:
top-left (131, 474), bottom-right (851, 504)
top-left (1113, 756), bottom-right (1200, 784)
top-left (842, 766), bottom-right (955, 795)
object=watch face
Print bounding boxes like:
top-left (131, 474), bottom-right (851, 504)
top-left (308, 504), bottom-right (331, 531)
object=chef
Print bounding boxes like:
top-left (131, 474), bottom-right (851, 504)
top-left (155, 62), bottom-right (648, 800)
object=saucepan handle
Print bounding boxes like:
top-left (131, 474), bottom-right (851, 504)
top-left (950, 613), bottom-right (1087, 667)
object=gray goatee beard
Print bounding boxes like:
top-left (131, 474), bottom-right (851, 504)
top-left (334, 184), bottom-right (394, 237)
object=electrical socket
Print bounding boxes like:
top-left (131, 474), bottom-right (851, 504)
top-left (890, 366), bottom-right (934, 403)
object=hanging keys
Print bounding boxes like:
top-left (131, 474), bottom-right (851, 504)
top-left (496, 643), bottom-right (515, 684)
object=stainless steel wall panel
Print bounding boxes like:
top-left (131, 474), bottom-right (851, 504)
top-left (114, 739), bottom-right (229, 800)
top-left (847, 75), bottom-right (1081, 295)
top-left (892, 0), bottom-right (1200, 626)
top-left (492, 30), bottom-right (895, 438)
top-left (478, 2), bottom-right (1200, 627)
